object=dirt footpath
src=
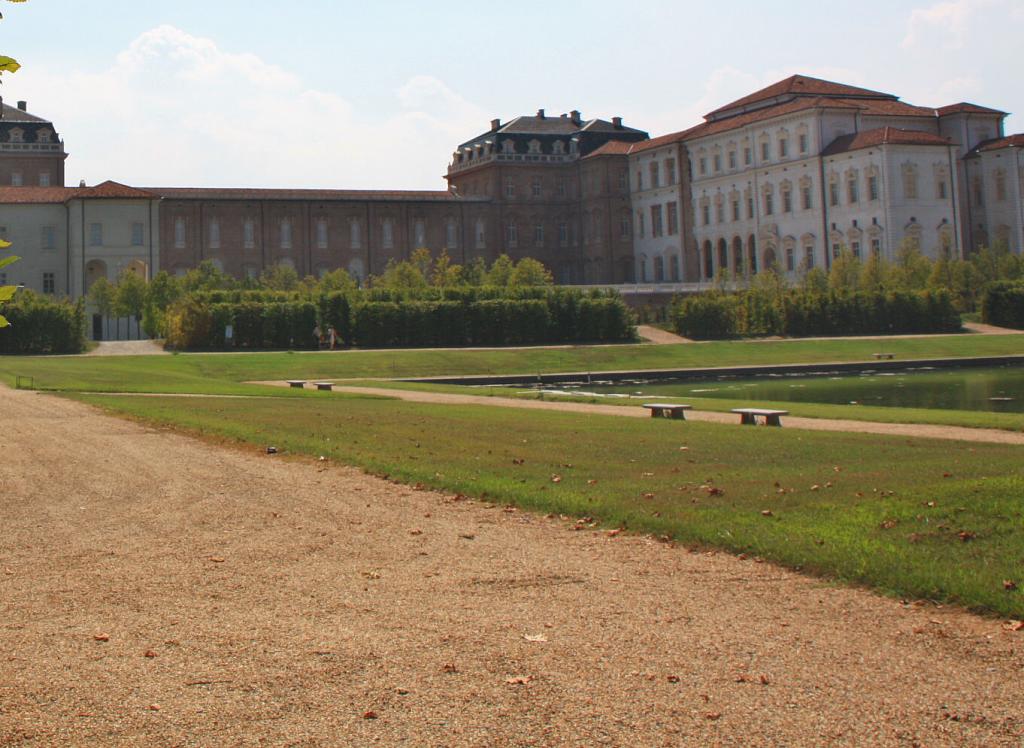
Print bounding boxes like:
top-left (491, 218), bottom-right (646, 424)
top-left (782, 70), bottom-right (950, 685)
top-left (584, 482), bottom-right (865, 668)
top-left (1, 387), bottom-right (1022, 747)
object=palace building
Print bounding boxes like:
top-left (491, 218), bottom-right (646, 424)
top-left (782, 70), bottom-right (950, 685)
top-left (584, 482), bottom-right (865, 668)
top-left (1, 75), bottom-right (1022, 314)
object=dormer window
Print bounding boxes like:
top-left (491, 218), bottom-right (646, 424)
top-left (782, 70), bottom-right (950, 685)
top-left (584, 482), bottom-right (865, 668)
top-left (528, 139), bottom-right (541, 154)
top-left (502, 140), bottom-right (515, 155)
top-left (37, 129), bottom-right (51, 144)
top-left (9, 128), bottom-right (24, 143)
top-left (552, 140), bottom-right (565, 155)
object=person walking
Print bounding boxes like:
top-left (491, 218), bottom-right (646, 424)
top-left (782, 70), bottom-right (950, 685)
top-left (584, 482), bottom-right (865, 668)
top-left (313, 324), bottom-right (322, 350)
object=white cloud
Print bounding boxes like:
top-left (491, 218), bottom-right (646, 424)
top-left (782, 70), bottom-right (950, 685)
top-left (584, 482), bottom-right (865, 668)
top-left (10, 25), bottom-right (486, 190)
top-left (901, 0), bottom-right (996, 49)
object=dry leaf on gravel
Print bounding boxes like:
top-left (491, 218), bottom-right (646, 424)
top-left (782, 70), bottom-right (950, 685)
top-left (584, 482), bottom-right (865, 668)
top-left (362, 711), bottom-right (378, 720)
top-left (506, 675), bottom-right (534, 685)
top-left (524, 634), bottom-right (548, 643)
top-left (93, 634), bottom-right (110, 642)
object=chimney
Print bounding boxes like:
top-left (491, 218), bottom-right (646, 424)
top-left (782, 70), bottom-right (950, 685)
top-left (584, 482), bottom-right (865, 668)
top-left (570, 110), bottom-right (582, 125)
top-left (612, 116), bottom-right (623, 129)
top-left (537, 108), bottom-right (545, 119)
top-left (490, 118), bottom-right (501, 132)
top-left (17, 101), bottom-right (27, 111)
top-left (79, 180), bottom-right (86, 188)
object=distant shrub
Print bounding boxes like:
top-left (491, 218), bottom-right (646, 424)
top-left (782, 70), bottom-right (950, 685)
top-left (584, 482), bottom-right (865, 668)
top-left (981, 281), bottom-right (1024, 329)
top-left (0, 292), bottom-right (87, 354)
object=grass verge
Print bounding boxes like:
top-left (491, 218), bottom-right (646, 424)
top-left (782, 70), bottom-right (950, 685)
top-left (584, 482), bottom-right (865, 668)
top-left (74, 391), bottom-right (1024, 618)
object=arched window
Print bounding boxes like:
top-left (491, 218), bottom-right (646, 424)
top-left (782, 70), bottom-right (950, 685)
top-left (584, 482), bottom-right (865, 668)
top-left (703, 240), bottom-right (714, 280)
top-left (243, 218), bottom-right (256, 249)
top-left (350, 219), bottom-right (362, 249)
top-left (381, 218), bottom-right (394, 249)
top-left (670, 254), bottom-right (680, 281)
top-left (717, 238), bottom-right (728, 272)
top-left (348, 258), bottom-right (365, 283)
top-left (506, 221), bottom-right (518, 248)
top-left (747, 235), bottom-right (758, 274)
top-left (732, 236), bottom-right (744, 274)
top-left (475, 218), bottom-right (486, 249)
top-left (902, 163), bottom-right (919, 200)
top-left (316, 218), bottom-right (329, 249)
top-left (174, 217), bottom-right (186, 249)
top-left (414, 220), bottom-right (426, 249)
top-left (654, 256), bottom-right (665, 282)
top-left (209, 218), bottom-right (221, 249)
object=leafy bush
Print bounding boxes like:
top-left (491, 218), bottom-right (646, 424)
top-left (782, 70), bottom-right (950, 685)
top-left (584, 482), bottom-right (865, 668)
top-left (0, 291), bottom-right (87, 354)
top-left (981, 281), bottom-right (1024, 329)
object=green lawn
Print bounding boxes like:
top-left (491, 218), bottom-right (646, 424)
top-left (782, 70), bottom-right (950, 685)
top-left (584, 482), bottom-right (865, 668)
top-left (1, 333), bottom-right (1022, 397)
top-left (75, 391), bottom-right (1024, 618)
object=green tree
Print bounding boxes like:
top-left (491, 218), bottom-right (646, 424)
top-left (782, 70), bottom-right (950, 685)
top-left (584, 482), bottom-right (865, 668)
top-left (509, 257), bottom-right (554, 287)
top-left (410, 248), bottom-right (433, 280)
top-left (828, 248), bottom-right (861, 294)
top-left (431, 250), bottom-right (462, 287)
top-left (87, 276), bottom-right (115, 339)
top-left (859, 251), bottom-right (889, 294)
top-left (0, 0), bottom-right (28, 328)
top-left (113, 268), bottom-right (147, 339)
top-left (259, 263), bottom-right (300, 291)
top-left (460, 257), bottom-right (487, 286)
top-left (799, 266), bottom-right (829, 295)
top-left (890, 239), bottom-right (932, 291)
top-left (374, 258), bottom-right (427, 290)
top-left (317, 268), bottom-right (357, 294)
top-left (486, 254), bottom-right (515, 286)
top-left (182, 260), bottom-right (234, 293)
top-left (142, 270), bottom-right (182, 338)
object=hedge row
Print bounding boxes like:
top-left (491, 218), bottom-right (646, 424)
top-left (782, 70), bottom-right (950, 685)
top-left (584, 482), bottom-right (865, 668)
top-left (165, 292), bottom-right (634, 349)
top-left (672, 290), bottom-right (961, 339)
top-left (981, 281), bottom-right (1024, 329)
top-left (0, 293), bottom-right (87, 354)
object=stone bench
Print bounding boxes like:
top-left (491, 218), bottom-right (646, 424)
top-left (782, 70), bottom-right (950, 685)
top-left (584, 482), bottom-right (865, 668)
top-left (643, 403), bottom-right (693, 420)
top-left (732, 407), bottom-right (789, 427)
top-left (286, 380), bottom-right (307, 389)
top-left (313, 382), bottom-right (334, 391)
top-left (872, 352), bottom-right (895, 360)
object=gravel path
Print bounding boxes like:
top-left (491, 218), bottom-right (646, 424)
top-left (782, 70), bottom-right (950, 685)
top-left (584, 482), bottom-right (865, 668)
top-left (2, 387), bottom-right (1023, 746)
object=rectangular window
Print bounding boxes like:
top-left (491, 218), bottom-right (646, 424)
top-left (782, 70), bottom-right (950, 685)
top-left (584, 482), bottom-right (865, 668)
top-left (638, 212), bottom-right (646, 238)
top-left (667, 202), bottom-right (679, 235)
top-left (779, 138), bottom-right (788, 158)
top-left (995, 173), bottom-right (1007, 202)
top-left (42, 272), bottom-right (55, 294)
top-left (716, 202), bottom-right (724, 223)
top-left (783, 190), bottom-right (793, 213)
top-left (798, 133), bottom-right (808, 153)
top-left (506, 179), bottom-right (515, 198)
top-left (617, 171), bottom-right (627, 191)
top-left (559, 222), bottom-right (569, 246)
top-left (701, 205), bottom-right (710, 227)
top-left (698, 158), bottom-right (706, 176)
top-left (475, 220), bottom-right (486, 249)
top-left (11, 171), bottom-right (23, 186)
top-left (651, 205), bottom-right (663, 237)
top-left (209, 218), bottom-right (221, 249)
top-left (619, 214), bottom-right (630, 239)
top-left (90, 222), bottom-right (103, 247)
top-left (848, 178), bottom-right (859, 204)
top-left (871, 238), bottom-right (881, 255)
top-left (131, 222), bottom-right (144, 246)
top-left (802, 186), bottom-right (812, 210)
top-left (280, 219), bottom-right (293, 249)
top-left (173, 218), bottom-right (185, 249)
top-left (665, 159), bottom-right (676, 185)
top-left (636, 171), bottom-right (643, 190)
top-left (832, 243), bottom-right (841, 258)
top-left (804, 247), bottom-right (814, 269)
top-left (868, 175), bottom-right (879, 201)
top-left (649, 161), bottom-right (660, 188)
top-left (829, 182), bottom-right (839, 207)
top-left (557, 179), bottom-right (567, 198)
top-left (764, 192), bottom-right (774, 216)
top-left (381, 219), bottom-right (393, 249)
top-left (244, 219), bottom-right (256, 249)
top-left (41, 225), bottom-right (57, 250)
top-left (744, 147), bottom-right (752, 165)
top-left (747, 197), bottom-right (754, 219)
top-left (713, 154), bottom-right (721, 173)
top-left (532, 178), bottom-right (542, 198)
top-left (317, 219), bottom-right (329, 249)
top-left (937, 180), bottom-right (948, 199)
top-left (786, 248), bottom-right (795, 272)
top-left (534, 224), bottom-right (544, 246)
top-left (851, 241), bottom-right (861, 259)
top-left (732, 200), bottom-right (740, 221)
top-left (761, 142), bottom-right (770, 161)
top-left (39, 172), bottom-right (51, 187)
top-left (728, 151), bottom-right (737, 170)
top-left (507, 222), bottom-right (518, 248)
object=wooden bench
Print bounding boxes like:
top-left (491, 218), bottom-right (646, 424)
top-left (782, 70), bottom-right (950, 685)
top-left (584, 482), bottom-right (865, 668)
top-left (286, 380), bottom-right (307, 389)
top-left (732, 407), bottom-right (789, 427)
top-left (643, 403), bottom-right (693, 420)
top-left (313, 382), bottom-right (334, 391)
top-left (872, 352), bottom-right (895, 360)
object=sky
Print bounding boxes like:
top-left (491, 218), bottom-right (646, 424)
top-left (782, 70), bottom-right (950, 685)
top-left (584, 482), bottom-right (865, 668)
top-left (3, 0), bottom-right (1021, 191)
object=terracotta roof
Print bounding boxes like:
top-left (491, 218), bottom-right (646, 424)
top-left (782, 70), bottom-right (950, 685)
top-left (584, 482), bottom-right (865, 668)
top-left (936, 102), bottom-right (1006, 116)
top-left (974, 133), bottom-right (1024, 152)
top-left (150, 187), bottom-right (479, 202)
top-left (582, 140), bottom-right (637, 159)
top-left (76, 180), bottom-right (157, 200)
top-left (628, 127), bottom-right (701, 154)
top-left (821, 127), bottom-right (951, 156)
top-left (0, 186), bottom-right (75, 204)
top-left (707, 75), bottom-right (896, 118)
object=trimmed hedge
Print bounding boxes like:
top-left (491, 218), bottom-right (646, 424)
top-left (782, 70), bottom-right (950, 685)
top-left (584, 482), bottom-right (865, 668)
top-left (165, 287), bottom-right (635, 350)
top-left (0, 293), bottom-right (87, 354)
top-left (672, 289), bottom-right (961, 340)
top-left (981, 281), bottom-right (1024, 329)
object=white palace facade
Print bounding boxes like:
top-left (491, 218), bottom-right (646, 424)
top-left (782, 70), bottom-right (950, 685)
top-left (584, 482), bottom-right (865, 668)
top-left (1, 75), bottom-right (1022, 307)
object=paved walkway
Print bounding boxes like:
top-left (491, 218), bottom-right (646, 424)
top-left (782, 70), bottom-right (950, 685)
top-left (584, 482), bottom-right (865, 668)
top-left (2, 386), bottom-right (1022, 745)
top-left (85, 339), bottom-right (168, 356)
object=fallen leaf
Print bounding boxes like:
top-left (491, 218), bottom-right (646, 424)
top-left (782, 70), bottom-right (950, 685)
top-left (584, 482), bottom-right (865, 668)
top-left (1003, 620), bottom-right (1024, 631)
top-left (666, 675), bottom-right (680, 683)
top-left (704, 712), bottom-right (722, 720)
top-left (362, 711), bottom-right (378, 720)
top-left (642, 493), bottom-right (655, 500)
top-left (143, 650), bottom-right (158, 658)
top-left (459, 533), bottom-right (475, 540)
top-left (587, 479), bottom-right (598, 485)
top-left (512, 458), bottom-right (525, 466)
top-left (524, 634), bottom-right (548, 643)
top-left (761, 510), bottom-right (773, 517)
top-left (957, 531), bottom-right (976, 542)
top-left (148, 704), bottom-right (160, 712)
top-left (506, 675), bottom-right (534, 685)
top-left (551, 474), bottom-right (562, 484)
top-left (1004, 580), bottom-right (1018, 591)
top-left (93, 634), bottom-right (110, 642)
top-left (759, 674), bottom-right (771, 685)
top-left (409, 529), bottom-right (423, 536)
top-left (208, 557), bottom-right (226, 563)
top-left (442, 663), bottom-right (458, 673)
top-left (810, 484), bottom-right (820, 491)
top-left (606, 529), bottom-right (622, 538)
